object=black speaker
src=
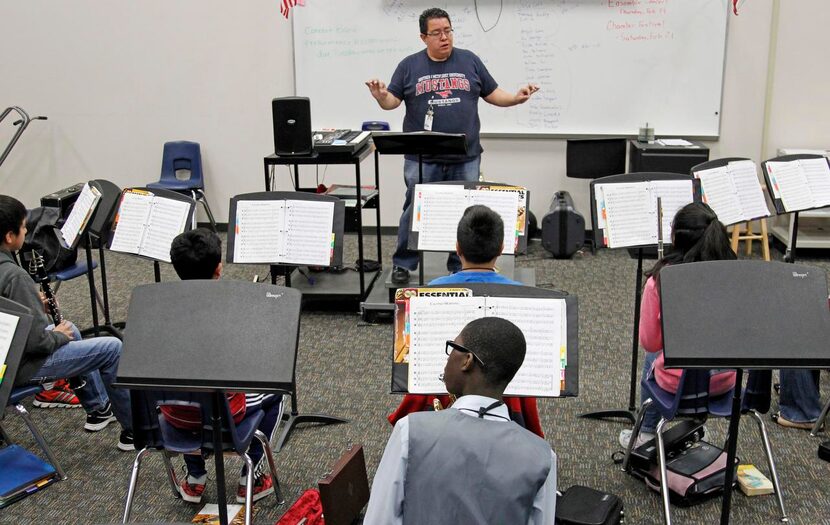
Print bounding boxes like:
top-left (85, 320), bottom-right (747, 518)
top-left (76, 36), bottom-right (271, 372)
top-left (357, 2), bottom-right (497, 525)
top-left (541, 191), bottom-right (585, 259)
top-left (272, 97), bottom-right (312, 156)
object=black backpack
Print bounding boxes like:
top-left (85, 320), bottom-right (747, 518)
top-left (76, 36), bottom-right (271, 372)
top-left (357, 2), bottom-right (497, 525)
top-left (21, 207), bottom-right (77, 274)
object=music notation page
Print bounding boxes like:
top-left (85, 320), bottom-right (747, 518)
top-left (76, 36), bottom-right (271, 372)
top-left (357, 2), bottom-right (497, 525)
top-left (599, 183), bottom-right (656, 247)
top-left (696, 166), bottom-right (743, 226)
top-left (0, 311), bottom-right (21, 370)
top-left (234, 200), bottom-right (284, 263)
top-left (467, 189), bottom-right (520, 254)
top-left (60, 183), bottom-right (101, 247)
top-left (408, 295), bottom-right (484, 394)
top-left (110, 191), bottom-right (154, 255)
top-left (412, 185), bottom-right (467, 251)
top-left (488, 297), bottom-right (563, 397)
top-left (799, 158), bottom-right (830, 208)
top-left (729, 160), bottom-right (771, 221)
top-left (651, 180), bottom-right (696, 239)
top-left (766, 161), bottom-right (814, 212)
top-left (141, 198), bottom-right (191, 262)
top-left (281, 200), bottom-right (335, 266)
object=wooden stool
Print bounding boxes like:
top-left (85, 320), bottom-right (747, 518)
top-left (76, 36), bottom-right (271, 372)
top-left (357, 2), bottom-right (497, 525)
top-left (731, 218), bottom-right (770, 261)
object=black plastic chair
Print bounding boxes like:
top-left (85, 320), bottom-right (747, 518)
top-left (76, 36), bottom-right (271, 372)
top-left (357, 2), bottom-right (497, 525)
top-left (122, 391), bottom-right (283, 525)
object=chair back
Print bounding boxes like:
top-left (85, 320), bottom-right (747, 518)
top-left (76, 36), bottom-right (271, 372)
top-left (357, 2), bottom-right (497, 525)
top-left (159, 141), bottom-right (203, 188)
top-left (136, 391), bottom-right (255, 454)
top-left (645, 368), bottom-right (734, 422)
top-left (361, 121), bottom-right (390, 131)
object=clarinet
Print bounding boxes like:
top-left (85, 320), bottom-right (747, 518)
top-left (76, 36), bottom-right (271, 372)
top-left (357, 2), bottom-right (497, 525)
top-left (28, 250), bottom-right (63, 325)
top-left (28, 250), bottom-right (87, 391)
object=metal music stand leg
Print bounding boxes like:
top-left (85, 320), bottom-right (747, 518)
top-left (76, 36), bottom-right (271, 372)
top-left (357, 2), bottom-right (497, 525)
top-left (783, 212), bottom-right (798, 263)
top-left (418, 153), bottom-right (425, 286)
top-left (211, 391), bottom-right (230, 525)
top-left (275, 387), bottom-right (348, 453)
top-left (579, 247), bottom-right (644, 423)
top-left (153, 261), bottom-right (161, 283)
top-left (719, 368), bottom-right (744, 525)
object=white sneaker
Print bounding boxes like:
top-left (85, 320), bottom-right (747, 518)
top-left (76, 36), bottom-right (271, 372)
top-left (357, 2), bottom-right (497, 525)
top-left (618, 429), bottom-right (655, 449)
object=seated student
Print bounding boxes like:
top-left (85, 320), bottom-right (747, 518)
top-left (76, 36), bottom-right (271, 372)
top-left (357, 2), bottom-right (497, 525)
top-left (0, 195), bottom-right (132, 449)
top-left (619, 202), bottom-right (737, 448)
top-left (365, 317), bottom-right (556, 524)
top-left (163, 228), bottom-right (282, 504)
top-left (775, 370), bottom-right (824, 430)
top-left (389, 205), bottom-right (543, 437)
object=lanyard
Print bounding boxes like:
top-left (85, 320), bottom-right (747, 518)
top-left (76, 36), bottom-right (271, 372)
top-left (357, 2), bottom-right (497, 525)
top-left (458, 400), bottom-right (508, 420)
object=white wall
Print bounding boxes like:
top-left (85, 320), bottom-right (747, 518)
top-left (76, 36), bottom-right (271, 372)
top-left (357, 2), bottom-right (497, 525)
top-left (0, 1), bottom-right (825, 228)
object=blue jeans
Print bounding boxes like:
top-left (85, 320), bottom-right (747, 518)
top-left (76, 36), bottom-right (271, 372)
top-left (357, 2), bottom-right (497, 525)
top-left (779, 369), bottom-right (822, 423)
top-left (639, 351), bottom-right (660, 434)
top-left (393, 157), bottom-right (481, 271)
top-left (28, 323), bottom-right (131, 431)
top-left (183, 394), bottom-right (282, 478)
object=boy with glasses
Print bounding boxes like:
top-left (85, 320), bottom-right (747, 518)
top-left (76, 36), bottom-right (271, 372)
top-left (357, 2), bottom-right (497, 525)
top-left (365, 317), bottom-right (556, 524)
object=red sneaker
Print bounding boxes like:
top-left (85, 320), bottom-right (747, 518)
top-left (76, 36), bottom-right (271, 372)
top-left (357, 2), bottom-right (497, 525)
top-left (177, 477), bottom-right (206, 504)
top-left (236, 474), bottom-right (274, 503)
top-left (33, 380), bottom-right (81, 409)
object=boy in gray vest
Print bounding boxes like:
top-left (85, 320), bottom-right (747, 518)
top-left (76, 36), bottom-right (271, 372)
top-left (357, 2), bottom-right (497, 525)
top-left (365, 317), bottom-right (556, 524)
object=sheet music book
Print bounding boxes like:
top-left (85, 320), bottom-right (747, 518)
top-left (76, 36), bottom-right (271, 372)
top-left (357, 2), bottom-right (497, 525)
top-left (411, 184), bottom-right (522, 253)
top-left (594, 180), bottom-right (694, 248)
top-left (59, 183), bottom-right (101, 248)
top-left (694, 160), bottom-right (771, 226)
top-left (232, 198), bottom-right (335, 266)
top-left (766, 158), bottom-right (830, 212)
top-left (109, 190), bottom-right (191, 263)
top-left (0, 311), bottom-right (20, 384)
top-left (396, 289), bottom-right (566, 397)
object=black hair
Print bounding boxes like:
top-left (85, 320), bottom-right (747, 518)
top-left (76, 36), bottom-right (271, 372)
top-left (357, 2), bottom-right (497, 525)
top-left (419, 7), bottom-right (451, 34)
top-left (457, 205), bottom-right (504, 264)
top-left (647, 202), bottom-right (736, 281)
top-left (170, 228), bottom-right (222, 280)
top-left (0, 195), bottom-right (27, 242)
top-left (458, 317), bottom-right (526, 387)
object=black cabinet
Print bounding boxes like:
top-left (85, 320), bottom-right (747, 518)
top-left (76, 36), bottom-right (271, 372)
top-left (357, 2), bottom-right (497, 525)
top-left (628, 140), bottom-right (709, 174)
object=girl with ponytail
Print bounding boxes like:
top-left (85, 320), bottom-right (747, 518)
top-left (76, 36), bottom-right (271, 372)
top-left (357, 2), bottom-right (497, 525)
top-left (619, 202), bottom-right (737, 448)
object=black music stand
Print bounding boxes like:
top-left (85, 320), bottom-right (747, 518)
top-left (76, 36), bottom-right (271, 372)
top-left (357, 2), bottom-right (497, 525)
top-left (660, 260), bottom-right (830, 524)
top-left (390, 283), bottom-right (578, 397)
top-left (580, 173), bottom-right (699, 424)
top-left (226, 191), bottom-right (346, 291)
top-left (116, 281), bottom-right (339, 525)
top-left (405, 180), bottom-right (530, 285)
top-left (107, 187), bottom-right (195, 284)
top-left (0, 298), bottom-right (34, 415)
top-left (78, 179), bottom-right (123, 338)
top-left (372, 132), bottom-right (467, 286)
top-left (761, 154), bottom-right (830, 263)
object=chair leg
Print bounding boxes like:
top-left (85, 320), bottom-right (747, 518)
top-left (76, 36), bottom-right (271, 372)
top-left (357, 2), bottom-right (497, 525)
top-left (255, 429), bottom-right (285, 505)
top-left (122, 447), bottom-right (152, 523)
top-left (655, 418), bottom-right (672, 525)
top-left (194, 189), bottom-right (217, 232)
top-left (811, 397), bottom-right (830, 437)
top-left (622, 398), bottom-right (652, 472)
top-left (760, 218), bottom-right (771, 261)
top-left (162, 451), bottom-right (181, 499)
top-left (242, 453), bottom-right (255, 525)
top-left (13, 403), bottom-right (66, 480)
top-left (749, 411), bottom-right (788, 522)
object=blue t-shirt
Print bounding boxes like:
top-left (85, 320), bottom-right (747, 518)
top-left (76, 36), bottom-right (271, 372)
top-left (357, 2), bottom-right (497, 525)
top-left (429, 271), bottom-right (521, 286)
top-left (388, 48), bottom-right (498, 163)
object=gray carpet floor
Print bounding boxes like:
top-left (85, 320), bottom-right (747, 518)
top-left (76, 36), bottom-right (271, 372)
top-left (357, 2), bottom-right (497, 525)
top-left (1, 234), bottom-right (829, 524)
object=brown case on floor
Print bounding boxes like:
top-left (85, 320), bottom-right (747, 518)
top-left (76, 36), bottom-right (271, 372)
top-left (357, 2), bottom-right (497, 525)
top-left (318, 444), bottom-right (370, 525)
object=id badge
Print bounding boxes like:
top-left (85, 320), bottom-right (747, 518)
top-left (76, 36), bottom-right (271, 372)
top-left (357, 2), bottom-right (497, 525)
top-left (424, 106), bottom-right (434, 131)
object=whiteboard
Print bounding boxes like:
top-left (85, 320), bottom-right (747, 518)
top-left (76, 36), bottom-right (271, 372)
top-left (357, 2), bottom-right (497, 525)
top-left (293, 0), bottom-right (729, 137)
